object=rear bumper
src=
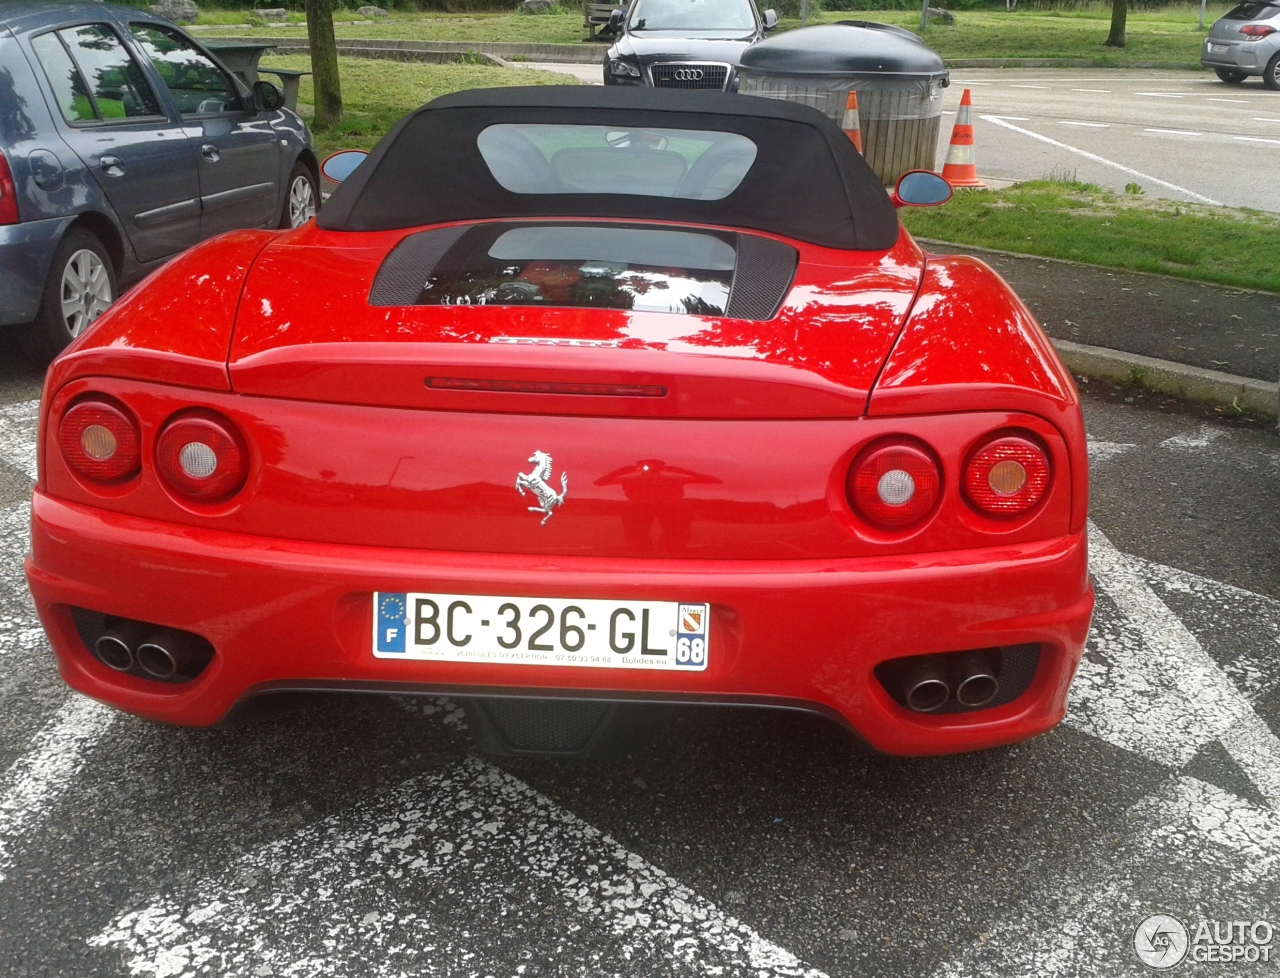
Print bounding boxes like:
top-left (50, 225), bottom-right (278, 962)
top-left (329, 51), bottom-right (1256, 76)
top-left (1201, 38), bottom-right (1272, 72)
top-left (0, 217), bottom-right (70, 327)
top-left (27, 491), bottom-right (1093, 755)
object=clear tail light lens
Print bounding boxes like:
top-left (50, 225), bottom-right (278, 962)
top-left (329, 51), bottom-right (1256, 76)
top-left (848, 441), bottom-right (941, 527)
top-left (155, 412), bottom-right (248, 501)
top-left (59, 399), bottom-right (141, 483)
top-left (963, 435), bottom-right (1050, 516)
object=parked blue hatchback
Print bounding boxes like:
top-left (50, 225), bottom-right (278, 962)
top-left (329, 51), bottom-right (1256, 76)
top-left (0, 3), bottom-right (318, 363)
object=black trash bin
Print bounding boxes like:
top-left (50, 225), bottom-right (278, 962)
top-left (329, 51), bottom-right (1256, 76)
top-left (737, 22), bottom-right (949, 186)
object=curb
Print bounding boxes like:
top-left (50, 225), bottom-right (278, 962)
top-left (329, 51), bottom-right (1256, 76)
top-left (218, 36), bottom-right (604, 64)
top-left (944, 58), bottom-right (1202, 70)
top-left (1051, 339), bottom-right (1277, 419)
top-left (207, 38), bottom-right (1205, 71)
top-left (914, 238), bottom-right (1280, 299)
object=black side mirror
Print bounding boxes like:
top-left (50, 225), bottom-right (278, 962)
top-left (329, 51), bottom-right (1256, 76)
top-left (321, 149), bottom-right (369, 184)
top-left (762, 9), bottom-right (778, 29)
top-left (608, 7), bottom-right (626, 32)
top-left (892, 170), bottom-right (954, 208)
top-left (253, 80), bottom-right (283, 112)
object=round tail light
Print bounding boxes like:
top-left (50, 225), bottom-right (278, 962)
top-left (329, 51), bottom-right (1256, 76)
top-left (848, 441), bottom-right (941, 528)
top-left (59, 399), bottom-right (141, 483)
top-left (963, 435), bottom-right (1050, 516)
top-left (155, 412), bottom-right (248, 501)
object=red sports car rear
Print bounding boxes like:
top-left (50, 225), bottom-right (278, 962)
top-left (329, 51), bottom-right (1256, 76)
top-left (26, 87), bottom-right (1092, 756)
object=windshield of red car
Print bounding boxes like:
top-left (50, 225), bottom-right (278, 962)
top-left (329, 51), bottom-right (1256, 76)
top-left (477, 124), bottom-right (758, 201)
top-left (629, 0), bottom-right (757, 31)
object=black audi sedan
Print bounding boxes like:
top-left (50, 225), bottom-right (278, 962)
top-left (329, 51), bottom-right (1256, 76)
top-left (602, 0), bottom-right (778, 91)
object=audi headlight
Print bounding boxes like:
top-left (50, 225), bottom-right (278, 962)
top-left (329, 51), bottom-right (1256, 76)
top-left (610, 59), bottom-right (641, 78)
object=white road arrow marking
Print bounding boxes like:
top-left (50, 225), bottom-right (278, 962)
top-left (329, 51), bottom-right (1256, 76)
top-left (980, 116), bottom-right (1222, 205)
top-left (931, 776), bottom-right (1280, 978)
top-left (92, 755), bottom-right (828, 978)
top-left (1069, 522), bottom-right (1280, 808)
top-left (0, 696), bottom-right (115, 881)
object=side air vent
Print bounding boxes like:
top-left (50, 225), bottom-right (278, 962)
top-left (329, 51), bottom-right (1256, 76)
top-left (369, 224), bottom-right (473, 306)
top-left (725, 233), bottom-right (799, 320)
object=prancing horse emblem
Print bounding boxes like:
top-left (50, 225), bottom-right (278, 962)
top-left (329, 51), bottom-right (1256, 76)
top-left (515, 450), bottom-right (568, 525)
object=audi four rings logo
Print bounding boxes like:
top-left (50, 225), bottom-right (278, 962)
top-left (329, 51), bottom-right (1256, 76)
top-left (673, 68), bottom-right (705, 81)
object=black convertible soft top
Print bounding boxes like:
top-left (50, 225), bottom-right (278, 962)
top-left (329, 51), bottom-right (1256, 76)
top-left (317, 86), bottom-right (900, 252)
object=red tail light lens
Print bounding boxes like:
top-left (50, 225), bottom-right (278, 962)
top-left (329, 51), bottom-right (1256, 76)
top-left (1241, 24), bottom-right (1276, 37)
top-left (59, 399), bottom-right (141, 483)
top-left (963, 435), bottom-right (1050, 516)
top-left (0, 152), bottom-right (18, 226)
top-left (155, 412), bottom-right (248, 501)
top-left (848, 441), bottom-right (941, 527)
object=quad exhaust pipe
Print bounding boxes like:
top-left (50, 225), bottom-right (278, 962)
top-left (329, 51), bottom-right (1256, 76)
top-left (900, 651), bottom-right (1001, 713)
top-left (88, 618), bottom-right (213, 681)
top-left (136, 629), bottom-right (207, 681)
top-left (94, 623), bottom-right (147, 673)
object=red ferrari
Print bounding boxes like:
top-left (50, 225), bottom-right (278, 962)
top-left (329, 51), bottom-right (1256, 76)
top-left (26, 87), bottom-right (1092, 756)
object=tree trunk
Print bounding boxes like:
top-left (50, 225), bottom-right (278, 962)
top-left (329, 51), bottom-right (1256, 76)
top-left (1105, 0), bottom-right (1127, 48)
top-left (304, 0), bottom-right (342, 130)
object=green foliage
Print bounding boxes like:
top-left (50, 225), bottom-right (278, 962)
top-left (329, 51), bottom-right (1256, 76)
top-left (261, 54), bottom-right (575, 155)
top-left (901, 181), bottom-right (1280, 293)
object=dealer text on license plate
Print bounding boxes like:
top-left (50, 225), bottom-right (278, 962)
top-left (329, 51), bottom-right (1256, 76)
top-left (373, 592), bottom-right (710, 671)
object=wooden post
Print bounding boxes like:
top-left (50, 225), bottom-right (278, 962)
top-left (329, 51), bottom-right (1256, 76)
top-left (801, 0), bottom-right (809, 28)
top-left (1198, 0), bottom-right (1208, 30)
top-left (920, 0), bottom-right (930, 32)
top-left (304, 0), bottom-right (343, 130)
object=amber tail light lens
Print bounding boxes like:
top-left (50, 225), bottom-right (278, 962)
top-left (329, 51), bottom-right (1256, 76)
top-left (59, 399), bottom-right (141, 483)
top-left (963, 435), bottom-right (1050, 516)
top-left (155, 412), bottom-right (248, 501)
top-left (848, 441), bottom-right (941, 527)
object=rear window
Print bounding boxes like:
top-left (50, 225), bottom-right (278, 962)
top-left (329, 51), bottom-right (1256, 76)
top-left (370, 221), bottom-right (800, 320)
top-left (476, 124), bottom-right (758, 201)
top-left (1225, 1), bottom-right (1279, 19)
top-left (422, 224), bottom-right (736, 316)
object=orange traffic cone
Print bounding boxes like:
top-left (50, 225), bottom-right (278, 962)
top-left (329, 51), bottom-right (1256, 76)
top-left (940, 89), bottom-right (986, 188)
top-left (842, 90), bottom-right (863, 154)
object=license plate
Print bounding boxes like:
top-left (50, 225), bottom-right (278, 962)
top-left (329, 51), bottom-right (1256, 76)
top-left (373, 592), bottom-right (710, 671)
top-left (1207, 42), bottom-right (1228, 52)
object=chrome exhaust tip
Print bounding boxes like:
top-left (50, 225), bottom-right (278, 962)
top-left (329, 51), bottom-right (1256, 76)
top-left (954, 653), bottom-right (1000, 708)
top-left (136, 629), bottom-right (205, 681)
top-left (94, 626), bottom-right (143, 672)
top-left (903, 660), bottom-right (951, 713)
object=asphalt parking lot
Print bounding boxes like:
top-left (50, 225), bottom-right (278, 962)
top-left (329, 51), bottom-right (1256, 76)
top-left (532, 65), bottom-right (1280, 212)
top-left (1, 349), bottom-right (1278, 977)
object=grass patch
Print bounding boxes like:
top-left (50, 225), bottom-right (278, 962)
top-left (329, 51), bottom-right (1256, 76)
top-left (203, 5), bottom-right (1233, 62)
top-left (900, 180), bottom-right (1280, 294)
top-left (260, 55), bottom-right (576, 157)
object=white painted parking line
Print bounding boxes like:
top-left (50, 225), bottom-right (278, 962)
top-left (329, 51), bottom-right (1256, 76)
top-left (93, 755), bottom-right (828, 978)
top-left (0, 698), bottom-right (116, 882)
top-left (1074, 523), bottom-right (1280, 808)
top-left (1009, 84), bottom-right (1049, 89)
top-left (930, 776), bottom-right (1280, 978)
top-left (1144, 128), bottom-right (1203, 137)
top-left (1237, 135), bottom-right (1280, 146)
top-left (980, 116), bottom-right (1223, 206)
top-left (1254, 116), bottom-right (1280, 122)
top-left (1207, 97), bottom-right (1249, 103)
top-left (1134, 92), bottom-right (1183, 98)
top-left (0, 399), bottom-right (40, 482)
top-left (1058, 120), bottom-right (1111, 128)
top-left (1071, 88), bottom-right (1112, 93)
